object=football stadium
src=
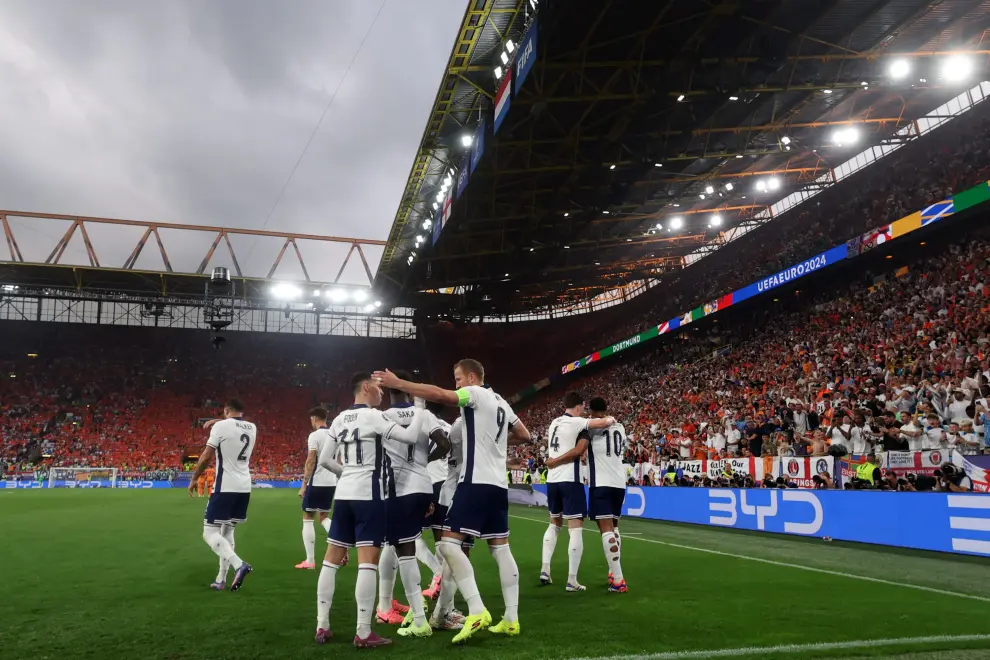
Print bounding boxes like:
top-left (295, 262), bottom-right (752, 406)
top-left (3, 1), bottom-right (990, 658)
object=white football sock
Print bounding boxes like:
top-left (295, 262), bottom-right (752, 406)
top-left (320, 517), bottom-right (332, 534)
top-left (541, 524), bottom-right (560, 574)
top-left (437, 540), bottom-right (484, 616)
top-left (490, 543), bottom-right (519, 623)
top-left (203, 524), bottom-right (243, 571)
top-left (377, 544), bottom-right (398, 612)
top-left (432, 557), bottom-right (456, 619)
top-left (302, 519), bottom-right (316, 563)
top-left (415, 537), bottom-right (441, 576)
top-left (215, 523), bottom-right (234, 582)
top-left (567, 527), bottom-right (583, 585)
top-left (355, 563), bottom-right (378, 638)
top-left (614, 528), bottom-right (621, 547)
top-left (602, 531), bottom-right (623, 581)
top-left (316, 561), bottom-right (339, 630)
top-left (398, 556), bottom-right (427, 627)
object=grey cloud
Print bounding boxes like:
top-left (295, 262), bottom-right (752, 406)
top-left (0, 0), bottom-right (466, 281)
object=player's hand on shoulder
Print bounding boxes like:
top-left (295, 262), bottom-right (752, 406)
top-left (203, 419), bottom-right (220, 430)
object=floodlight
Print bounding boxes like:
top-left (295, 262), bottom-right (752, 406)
top-left (677, 94), bottom-right (685, 102)
top-left (327, 288), bottom-right (348, 303)
top-left (725, 183), bottom-right (734, 191)
top-left (432, 202), bottom-right (439, 210)
top-left (756, 180), bottom-right (767, 192)
top-left (416, 234), bottom-right (424, 243)
top-left (363, 304), bottom-right (374, 313)
top-left (609, 164), bottom-right (616, 170)
top-left (461, 134), bottom-right (473, 148)
top-left (711, 214), bottom-right (722, 226)
top-left (670, 216), bottom-right (684, 230)
top-left (699, 194), bottom-right (706, 199)
top-left (354, 290), bottom-right (369, 303)
top-left (888, 58), bottom-right (910, 79)
top-left (505, 39), bottom-right (515, 53)
top-left (422, 219), bottom-right (432, 229)
top-left (374, 300), bottom-right (382, 308)
top-left (271, 283), bottom-right (302, 300)
top-left (500, 51), bottom-right (509, 65)
top-left (942, 55), bottom-right (973, 82)
top-left (705, 185), bottom-right (714, 194)
top-left (768, 177), bottom-right (781, 190)
top-left (494, 66), bottom-right (503, 80)
top-left (728, 95), bottom-right (739, 101)
top-left (832, 127), bottom-right (859, 145)
top-left (780, 136), bottom-right (791, 145)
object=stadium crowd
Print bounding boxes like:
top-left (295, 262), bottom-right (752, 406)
top-left (518, 226), bottom-right (990, 490)
top-left (0, 328), bottom-right (420, 478)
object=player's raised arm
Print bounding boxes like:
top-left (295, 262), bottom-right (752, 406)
top-left (588, 416), bottom-right (616, 430)
top-left (380, 408), bottom-right (425, 446)
top-left (372, 369), bottom-right (460, 407)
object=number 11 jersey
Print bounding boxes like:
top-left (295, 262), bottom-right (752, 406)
top-left (322, 404), bottom-right (399, 501)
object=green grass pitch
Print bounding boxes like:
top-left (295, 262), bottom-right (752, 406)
top-left (1, 490), bottom-right (989, 660)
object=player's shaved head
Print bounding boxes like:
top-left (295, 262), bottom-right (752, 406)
top-left (454, 358), bottom-right (485, 382)
top-left (589, 397), bottom-right (608, 412)
top-left (389, 370), bottom-right (414, 402)
top-left (226, 399), bottom-right (244, 413)
top-left (563, 391), bottom-right (584, 409)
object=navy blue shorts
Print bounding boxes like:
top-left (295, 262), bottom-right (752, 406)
top-left (427, 503), bottom-right (448, 530)
top-left (547, 482), bottom-right (587, 519)
top-left (302, 485), bottom-right (335, 513)
top-left (204, 492), bottom-right (250, 525)
top-left (328, 499), bottom-right (385, 548)
top-left (432, 481), bottom-right (443, 503)
top-left (588, 486), bottom-right (625, 521)
top-left (444, 483), bottom-right (509, 540)
top-left (386, 493), bottom-right (433, 545)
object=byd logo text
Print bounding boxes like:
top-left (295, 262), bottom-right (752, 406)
top-left (708, 489), bottom-right (823, 535)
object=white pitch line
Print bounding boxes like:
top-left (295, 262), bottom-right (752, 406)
top-left (509, 513), bottom-right (990, 604)
top-left (569, 634), bottom-right (990, 660)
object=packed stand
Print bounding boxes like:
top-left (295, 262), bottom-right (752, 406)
top-left (427, 103), bottom-right (990, 395)
top-left (0, 326), bottom-right (423, 478)
top-left (517, 224), bottom-right (990, 491)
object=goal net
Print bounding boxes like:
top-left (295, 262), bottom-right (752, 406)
top-left (47, 467), bottom-right (119, 488)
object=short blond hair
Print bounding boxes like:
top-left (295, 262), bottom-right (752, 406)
top-left (455, 358), bottom-right (485, 382)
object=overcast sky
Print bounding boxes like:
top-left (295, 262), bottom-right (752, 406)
top-left (0, 0), bottom-right (466, 284)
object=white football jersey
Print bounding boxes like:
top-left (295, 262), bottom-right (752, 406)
top-left (440, 419), bottom-right (464, 507)
top-left (455, 386), bottom-right (519, 489)
top-left (207, 417), bottom-right (257, 494)
top-left (427, 418), bottom-right (451, 484)
top-left (306, 427), bottom-right (338, 487)
top-left (588, 422), bottom-right (627, 489)
top-left (381, 404), bottom-right (442, 497)
top-left (546, 414), bottom-right (591, 484)
top-left (321, 405), bottom-right (400, 501)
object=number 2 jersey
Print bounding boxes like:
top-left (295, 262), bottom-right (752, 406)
top-left (320, 404), bottom-right (403, 501)
top-left (588, 422), bottom-right (628, 488)
top-left (207, 417), bottom-right (257, 494)
top-left (306, 427), bottom-right (338, 488)
top-left (382, 403), bottom-right (444, 497)
top-left (546, 414), bottom-right (591, 484)
top-left (455, 385), bottom-right (519, 489)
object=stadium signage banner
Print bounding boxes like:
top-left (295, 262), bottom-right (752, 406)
top-left (514, 20), bottom-right (538, 94)
top-left (469, 119), bottom-right (485, 174)
top-left (493, 67), bottom-right (512, 134)
top-left (620, 487), bottom-right (990, 557)
top-left (732, 244), bottom-right (847, 304)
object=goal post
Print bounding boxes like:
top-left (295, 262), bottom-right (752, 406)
top-left (47, 467), bottom-right (119, 488)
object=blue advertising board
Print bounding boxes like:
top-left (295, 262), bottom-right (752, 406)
top-left (617, 487), bottom-right (990, 557)
top-left (2, 479), bottom-right (305, 489)
top-left (514, 21), bottom-right (538, 94)
top-left (732, 244), bottom-right (847, 304)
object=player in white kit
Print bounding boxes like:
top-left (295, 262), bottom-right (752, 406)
top-left (540, 392), bottom-right (615, 591)
top-left (586, 397), bottom-right (628, 593)
top-left (188, 399), bottom-right (256, 592)
top-left (296, 407), bottom-right (337, 569)
top-left (313, 372), bottom-right (426, 648)
top-left (374, 372), bottom-right (449, 638)
top-left (422, 401), bottom-right (451, 600)
top-left (372, 359), bottom-right (531, 644)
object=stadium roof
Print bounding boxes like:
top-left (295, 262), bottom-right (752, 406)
top-left (377, 0), bottom-right (990, 317)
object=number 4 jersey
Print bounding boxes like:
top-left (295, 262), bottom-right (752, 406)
top-left (207, 417), bottom-right (257, 494)
top-left (588, 422), bottom-right (628, 488)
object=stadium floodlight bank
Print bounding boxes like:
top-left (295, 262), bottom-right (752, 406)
top-left (47, 467), bottom-right (119, 488)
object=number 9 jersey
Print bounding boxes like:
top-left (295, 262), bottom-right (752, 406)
top-left (455, 385), bottom-right (519, 489)
top-left (207, 417), bottom-right (257, 494)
